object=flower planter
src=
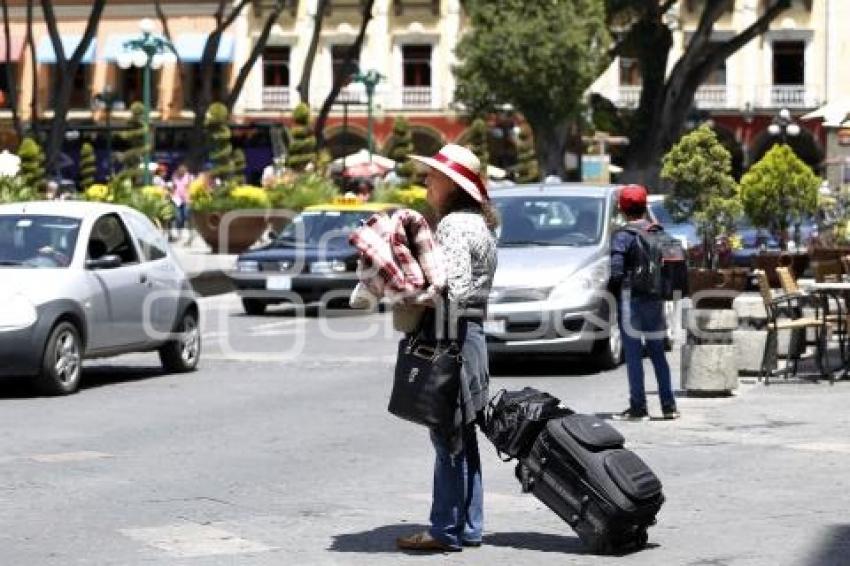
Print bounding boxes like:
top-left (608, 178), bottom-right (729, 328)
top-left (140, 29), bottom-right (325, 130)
top-left (687, 267), bottom-right (749, 309)
top-left (194, 210), bottom-right (267, 254)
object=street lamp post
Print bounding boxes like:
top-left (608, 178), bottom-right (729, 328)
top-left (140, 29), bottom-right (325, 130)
top-left (767, 107), bottom-right (802, 247)
top-left (93, 86), bottom-right (124, 179)
top-left (351, 69), bottom-right (384, 162)
top-left (117, 18), bottom-right (177, 186)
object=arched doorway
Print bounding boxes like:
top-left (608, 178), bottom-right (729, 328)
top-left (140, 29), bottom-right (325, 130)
top-left (748, 126), bottom-right (824, 174)
top-left (382, 124), bottom-right (444, 158)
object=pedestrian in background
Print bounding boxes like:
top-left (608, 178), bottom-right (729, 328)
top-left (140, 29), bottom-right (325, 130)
top-left (170, 164), bottom-right (194, 231)
top-left (394, 144), bottom-right (498, 553)
top-left (609, 184), bottom-right (679, 421)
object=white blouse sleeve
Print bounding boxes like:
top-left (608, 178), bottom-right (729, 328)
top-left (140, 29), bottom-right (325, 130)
top-left (437, 215), bottom-right (474, 305)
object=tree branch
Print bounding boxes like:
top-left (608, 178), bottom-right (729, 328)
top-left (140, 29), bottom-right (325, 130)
top-left (226, 0), bottom-right (286, 109)
top-left (706, 0), bottom-right (788, 65)
top-left (221, 0), bottom-right (250, 31)
top-left (296, 0), bottom-right (330, 104)
top-left (69, 0), bottom-right (105, 64)
top-left (40, 0), bottom-right (65, 65)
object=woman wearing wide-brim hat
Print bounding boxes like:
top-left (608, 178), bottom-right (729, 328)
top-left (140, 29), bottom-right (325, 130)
top-left (395, 144), bottom-right (499, 552)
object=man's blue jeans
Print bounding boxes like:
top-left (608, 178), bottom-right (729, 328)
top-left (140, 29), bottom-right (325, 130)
top-left (619, 295), bottom-right (676, 412)
top-left (429, 425), bottom-right (483, 548)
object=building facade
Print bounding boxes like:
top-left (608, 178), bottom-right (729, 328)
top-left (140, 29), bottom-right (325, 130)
top-left (1, 0), bottom-right (848, 178)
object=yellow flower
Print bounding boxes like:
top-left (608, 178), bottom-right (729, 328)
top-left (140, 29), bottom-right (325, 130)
top-left (141, 185), bottom-right (167, 200)
top-left (85, 184), bottom-right (110, 202)
top-left (229, 185), bottom-right (270, 208)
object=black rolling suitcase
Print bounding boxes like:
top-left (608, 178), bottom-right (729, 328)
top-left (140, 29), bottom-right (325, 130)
top-left (517, 414), bottom-right (664, 554)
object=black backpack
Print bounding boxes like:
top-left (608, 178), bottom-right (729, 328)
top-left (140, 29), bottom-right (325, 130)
top-left (621, 224), bottom-right (665, 298)
top-left (482, 387), bottom-right (573, 460)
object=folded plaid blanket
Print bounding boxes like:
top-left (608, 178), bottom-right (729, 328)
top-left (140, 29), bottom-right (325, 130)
top-left (349, 208), bottom-right (446, 304)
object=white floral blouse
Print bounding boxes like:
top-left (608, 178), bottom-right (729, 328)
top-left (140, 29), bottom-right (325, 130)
top-left (436, 209), bottom-right (498, 313)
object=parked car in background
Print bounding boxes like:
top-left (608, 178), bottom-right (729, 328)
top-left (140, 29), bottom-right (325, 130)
top-left (728, 225), bottom-right (782, 268)
top-left (647, 195), bottom-right (698, 251)
top-left (484, 184), bottom-right (624, 369)
top-left (229, 199), bottom-right (398, 315)
top-left (0, 201), bottom-right (200, 395)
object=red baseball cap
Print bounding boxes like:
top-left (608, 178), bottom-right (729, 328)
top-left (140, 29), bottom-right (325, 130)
top-left (618, 184), bottom-right (648, 210)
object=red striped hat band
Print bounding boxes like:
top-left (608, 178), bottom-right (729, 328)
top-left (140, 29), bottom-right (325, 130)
top-left (433, 153), bottom-right (489, 201)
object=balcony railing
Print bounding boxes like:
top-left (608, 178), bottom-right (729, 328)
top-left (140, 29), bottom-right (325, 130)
top-left (262, 86), bottom-right (291, 110)
top-left (336, 85), bottom-right (364, 103)
top-left (616, 85), bottom-right (641, 108)
top-left (694, 85), bottom-right (729, 109)
top-left (764, 85), bottom-right (818, 109)
top-left (401, 86), bottom-right (432, 109)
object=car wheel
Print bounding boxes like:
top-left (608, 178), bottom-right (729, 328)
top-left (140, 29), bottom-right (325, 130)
top-left (242, 298), bottom-right (267, 316)
top-left (159, 310), bottom-right (201, 373)
top-left (593, 322), bottom-right (623, 370)
top-left (35, 321), bottom-right (83, 395)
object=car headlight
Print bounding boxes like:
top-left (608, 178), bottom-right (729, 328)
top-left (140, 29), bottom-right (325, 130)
top-left (236, 260), bottom-right (259, 272)
top-left (310, 260), bottom-right (347, 274)
top-left (0, 294), bottom-right (37, 331)
top-left (548, 259), bottom-right (610, 309)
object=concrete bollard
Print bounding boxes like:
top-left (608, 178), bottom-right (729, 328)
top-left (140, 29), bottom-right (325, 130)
top-left (681, 308), bottom-right (739, 395)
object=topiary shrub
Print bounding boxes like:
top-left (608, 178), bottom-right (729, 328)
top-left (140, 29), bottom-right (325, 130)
top-left (286, 103), bottom-right (317, 172)
top-left (514, 127), bottom-right (539, 183)
top-left (389, 116), bottom-right (415, 183)
top-left (17, 137), bottom-right (45, 192)
top-left (117, 102), bottom-right (147, 186)
top-left (79, 142), bottom-right (96, 190)
top-left (231, 148), bottom-right (246, 185)
top-left (467, 118), bottom-right (489, 175)
top-left (205, 102), bottom-right (234, 183)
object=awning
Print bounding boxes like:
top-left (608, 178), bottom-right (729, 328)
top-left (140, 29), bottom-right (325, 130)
top-left (99, 34), bottom-right (137, 62)
top-left (801, 98), bottom-right (850, 127)
top-left (173, 33), bottom-right (234, 63)
top-left (36, 35), bottom-right (96, 64)
top-left (0, 35), bottom-right (25, 63)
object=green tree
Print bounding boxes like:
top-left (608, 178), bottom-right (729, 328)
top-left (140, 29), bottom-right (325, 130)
top-left (740, 144), bottom-right (820, 245)
top-left (205, 102), bottom-right (234, 182)
top-left (661, 125), bottom-right (741, 268)
top-left (287, 102), bottom-right (317, 172)
top-left (454, 0), bottom-right (609, 178)
top-left (17, 137), bottom-right (45, 192)
top-left (79, 142), bottom-right (96, 190)
top-left (389, 116), bottom-right (415, 183)
top-left (514, 127), bottom-right (539, 183)
top-left (602, 1), bottom-right (790, 187)
top-left (118, 102), bottom-right (147, 186)
top-left (466, 118), bottom-right (489, 175)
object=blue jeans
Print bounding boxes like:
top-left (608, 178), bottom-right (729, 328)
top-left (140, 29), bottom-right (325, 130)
top-left (429, 424), bottom-right (483, 548)
top-left (619, 295), bottom-right (676, 412)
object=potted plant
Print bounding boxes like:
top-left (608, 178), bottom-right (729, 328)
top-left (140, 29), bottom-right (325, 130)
top-left (192, 183), bottom-right (271, 253)
top-left (661, 125), bottom-right (744, 307)
top-left (266, 172), bottom-right (339, 233)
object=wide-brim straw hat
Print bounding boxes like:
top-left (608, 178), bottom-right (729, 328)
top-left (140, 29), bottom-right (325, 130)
top-left (410, 143), bottom-right (489, 203)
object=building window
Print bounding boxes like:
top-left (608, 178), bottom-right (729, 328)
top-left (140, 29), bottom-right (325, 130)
top-left (116, 67), bottom-right (161, 108)
top-left (705, 43), bottom-right (726, 86)
top-left (182, 63), bottom-right (230, 108)
top-left (772, 41), bottom-right (804, 85)
top-left (331, 45), bottom-right (358, 87)
top-left (48, 64), bottom-right (93, 109)
top-left (402, 45), bottom-right (431, 87)
top-left (619, 57), bottom-right (641, 86)
top-left (263, 46), bottom-right (290, 87)
top-left (0, 64), bottom-right (15, 108)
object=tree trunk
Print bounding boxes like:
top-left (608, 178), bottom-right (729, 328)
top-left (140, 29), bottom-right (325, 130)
top-left (25, 0), bottom-right (36, 133)
top-left (526, 116), bottom-right (569, 180)
top-left (314, 0), bottom-right (374, 149)
top-left (1, 0), bottom-right (21, 139)
top-left (41, 0), bottom-right (105, 177)
top-left (296, 0), bottom-right (329, 105)
top-left (225, 0), bottom-right (287, 111)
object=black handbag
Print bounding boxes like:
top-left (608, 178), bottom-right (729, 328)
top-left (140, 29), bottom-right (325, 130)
top-left (388, 300), bottom-right (462, 430)
top-left (483, 387), bottom-right (573, 460)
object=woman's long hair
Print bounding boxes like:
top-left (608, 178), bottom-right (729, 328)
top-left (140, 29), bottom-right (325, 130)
top-left (439, 184), bottom-right (500, 231)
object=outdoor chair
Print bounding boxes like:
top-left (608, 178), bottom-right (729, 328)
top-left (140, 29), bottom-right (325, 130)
top-left (813, 259), bottom-right (843, 283)
top-left (754, 269), bottom-right (829, 384)
top-left (777, 266), bottom-right (847, 361)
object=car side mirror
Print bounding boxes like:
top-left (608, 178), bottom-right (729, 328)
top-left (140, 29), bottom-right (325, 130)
top-left (86, 254), bottom-right (122, 270)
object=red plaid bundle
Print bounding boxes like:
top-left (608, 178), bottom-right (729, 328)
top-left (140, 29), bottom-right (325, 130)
top-left (349, 209), bottom-right (446, 303)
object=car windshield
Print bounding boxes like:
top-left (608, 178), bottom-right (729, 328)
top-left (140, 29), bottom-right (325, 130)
top-left (494, 195), bottom-right (606, 247)
top-left (274, 210), bottom-right (374, 247)
top-left (0, 214), bottom-right (81, 268)
top-left (649, 201), bottom-right (676, 225)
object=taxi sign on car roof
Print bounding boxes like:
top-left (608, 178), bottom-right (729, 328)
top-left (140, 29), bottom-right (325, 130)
top-left (305, 196), bottom-right (397, 213)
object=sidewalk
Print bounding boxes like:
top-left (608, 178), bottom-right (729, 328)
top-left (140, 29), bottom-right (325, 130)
top-left (168, 230), bottom-right (238, 297)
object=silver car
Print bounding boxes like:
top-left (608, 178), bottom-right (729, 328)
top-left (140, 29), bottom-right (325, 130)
top-left (0, 201), bottom-right (201, 395)
top-left (485, 184), bottom-right (624, 369)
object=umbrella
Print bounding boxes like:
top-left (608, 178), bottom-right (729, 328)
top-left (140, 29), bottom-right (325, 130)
top-left (343, 161), bottom-right (390, 178)
top-left (0, 150), bottom-right (21, 177)
top-left (801, 98), bottom-right (850, 126)
top-left (332, 149), bottom-right (396, 171)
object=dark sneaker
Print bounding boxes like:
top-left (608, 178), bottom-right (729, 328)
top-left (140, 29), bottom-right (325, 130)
top-left (613, 407), bottom-right (650, 422)
top-left (662, 407), bottom-right (681, 420)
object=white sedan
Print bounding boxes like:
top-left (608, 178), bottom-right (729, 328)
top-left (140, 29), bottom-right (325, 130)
top-left (0, 201), bottom-right (201, 395)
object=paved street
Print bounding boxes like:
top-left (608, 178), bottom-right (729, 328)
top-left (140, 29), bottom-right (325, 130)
top-left (1, 295), bottom-right (849, 565)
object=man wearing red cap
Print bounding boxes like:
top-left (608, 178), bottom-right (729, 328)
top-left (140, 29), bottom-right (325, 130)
top-left (610, 185), bottom-right (679, 421)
